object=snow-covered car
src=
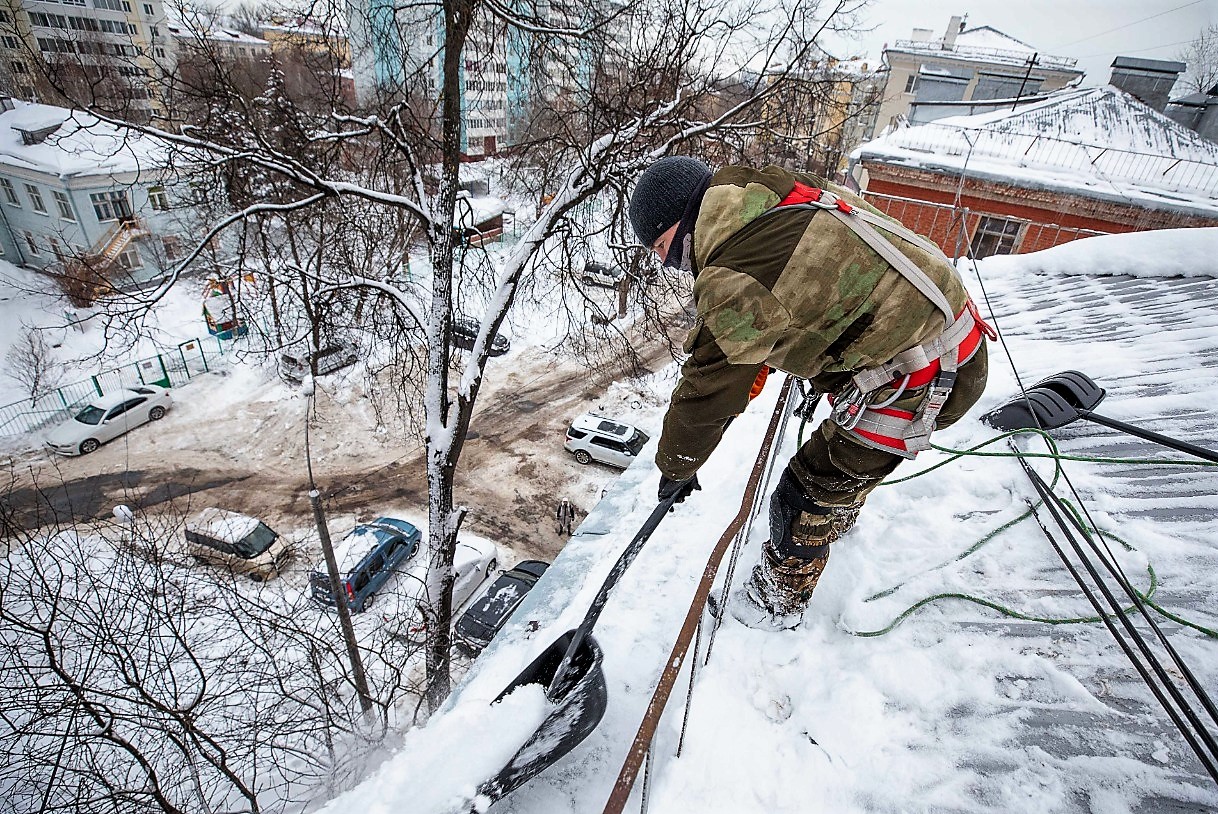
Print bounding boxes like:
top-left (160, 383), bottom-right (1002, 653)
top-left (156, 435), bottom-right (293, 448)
top-left (389, 537), bottom-right (500, 642)
top-left (580, 260), bottom-right (624, 289)
top-left (309, 517), bottom-right (423, 613)
top-left (279, 341), bottom-right (359, 383)
top-left (184, 508), bottom-right (291, 581)
top-left (451, 317), bottom-right (510, 357)
top-left (454, 559), bottom-right (549, 656)
top-left (45, 385), bottom-right (173, 456)
top-left (564, 413), bottom-right (650, 468)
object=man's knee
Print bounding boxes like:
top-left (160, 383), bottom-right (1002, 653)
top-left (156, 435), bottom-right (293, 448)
top-left (767, 471), bottom-right (863, 561)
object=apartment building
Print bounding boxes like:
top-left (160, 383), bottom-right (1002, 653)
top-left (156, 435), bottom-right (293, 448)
top-left (878, 16), bottom-right (1082, 131)
top-left (0, 0), bottom-right (174, 122)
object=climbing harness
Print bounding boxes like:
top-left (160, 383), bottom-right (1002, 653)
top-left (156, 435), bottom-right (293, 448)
top-left (771, 183), bottom-right (997, 457)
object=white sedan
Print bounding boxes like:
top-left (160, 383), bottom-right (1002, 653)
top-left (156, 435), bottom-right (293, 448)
top-left (382, 537), bottom-right (500, 642)
top-left (45, 385), bottom-right (173, 456)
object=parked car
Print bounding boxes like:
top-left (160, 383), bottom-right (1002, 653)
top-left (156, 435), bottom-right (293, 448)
top-left (279, 342), bottom-right (359, 383)
top-left (564, 413), bottom-right (650, 468)
top-left (45, 385), bottom-right (173, 456)
top-left (580, 260), bottom-right (624, 289)
top-left (309, 517), bottom-right (423, 613)
top-left (455, 559), bottom-right (549, 655)
top-left (451, 317), bottom-right (510, 357)
top-left (185, 508), bottom-right (291, 581)
top-left (392, 538), bottom-right (500, 642)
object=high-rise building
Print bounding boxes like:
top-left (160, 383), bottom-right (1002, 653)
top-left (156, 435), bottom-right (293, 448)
top-left (0, 0), bottom-right (175, 122)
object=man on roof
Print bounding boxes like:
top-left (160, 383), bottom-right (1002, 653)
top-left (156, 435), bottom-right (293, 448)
top-left (629, 157), bottom-right (992, 631)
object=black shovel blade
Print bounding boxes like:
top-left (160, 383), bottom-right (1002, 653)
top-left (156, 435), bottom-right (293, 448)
top-left (983, 386), bottom-right (1082, 431)
top-left (1029, 370), bottom-right (1106, 412)
top-left (475, 631), bottom-right (609, 806)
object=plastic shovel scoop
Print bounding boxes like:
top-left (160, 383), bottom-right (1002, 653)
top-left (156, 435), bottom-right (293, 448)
top-left (983, 370), bottom-right (1218, 463)
top-left (473, 493), bottom-right (681, 807)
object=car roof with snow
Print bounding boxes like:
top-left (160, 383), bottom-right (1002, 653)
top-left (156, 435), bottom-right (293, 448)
top-left (323, 517), bottom-right (420, 572)
top-left (185, 508), bottom-right (268, 542)
top-left (570, 413), bottom-right (636, 437)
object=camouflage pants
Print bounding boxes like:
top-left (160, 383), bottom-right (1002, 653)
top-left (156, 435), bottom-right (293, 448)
top-left (754, 344), bottom-right (990, 612)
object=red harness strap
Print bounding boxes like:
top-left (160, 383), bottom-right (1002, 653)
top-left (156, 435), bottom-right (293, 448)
top-left (778, 182), bottom-right (854, 213)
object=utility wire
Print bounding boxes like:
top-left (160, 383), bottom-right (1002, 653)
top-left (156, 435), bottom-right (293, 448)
top-left (1053, 0), bottom-right (1203, 48)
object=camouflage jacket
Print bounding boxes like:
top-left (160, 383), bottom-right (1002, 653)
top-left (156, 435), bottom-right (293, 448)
top-left (655, 165), bottom-right (971, 481)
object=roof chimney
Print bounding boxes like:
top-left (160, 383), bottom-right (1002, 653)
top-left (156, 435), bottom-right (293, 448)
top-left (942, 16), bottom-right (962, 49)
top-left (1109, 56), bottom-right (1186, 112)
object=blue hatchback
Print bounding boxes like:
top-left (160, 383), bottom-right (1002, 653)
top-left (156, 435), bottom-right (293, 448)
top-left (309, 517), bottom-right (422, 613)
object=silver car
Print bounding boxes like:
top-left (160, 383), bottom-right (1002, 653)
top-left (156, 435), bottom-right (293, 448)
top-left (45, 385), bottom-right (173, 456)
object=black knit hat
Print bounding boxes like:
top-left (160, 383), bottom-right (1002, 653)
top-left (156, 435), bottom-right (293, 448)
top-left (628, 156), bottom-right (713, 247)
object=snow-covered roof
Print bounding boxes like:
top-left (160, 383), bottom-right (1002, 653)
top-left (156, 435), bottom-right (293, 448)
top-left (887, 25), bottom-right (1078, 72)
top-left (320, 227), bottom-right (1218, 811)
top-left (453, 194), bottom-right (508, 229)
top-left (166, 21), bottom-right (270, 47)
top-left (854, 86), bottom-right (1218, 218)
top-left (0, 101), bottom-right (171, 179)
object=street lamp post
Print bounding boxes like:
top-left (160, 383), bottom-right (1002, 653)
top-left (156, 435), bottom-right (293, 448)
top-left (302, 375), bottom-right (373, 713)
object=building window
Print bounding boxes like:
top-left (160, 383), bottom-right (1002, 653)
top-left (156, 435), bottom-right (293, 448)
top-left (24, 184), bottom-right (46, 214)
top-left (143, 3), bottom-right (154, 15)
top-left (970, 215), bottom-right (1024, 258)
top-left (53, 190), bottom-right (75, 220)
top-left (0, 178), bottom-right (19, 206)
top-left (148, 185), bottom-right (169, 210)
top-left (90, 190), bottom-right (132, 221)
top-left (1, 35), bottom-right (18, 49)
top-left (904, 74), bottom-right (917, 94)
top-left (10, 61), bottom-right (28, 75)
top-left (117, 246), bottom-right (142, 269)
top-left (24, 231), bottom-right (39, 256)
top-left (161, 235), bottom-right (180, 260)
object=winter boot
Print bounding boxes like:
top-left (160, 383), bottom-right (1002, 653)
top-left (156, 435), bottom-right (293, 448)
top-left (730, 472), bottom-right (861, 631)
top-left (731, 547), bottom-right (829, 631)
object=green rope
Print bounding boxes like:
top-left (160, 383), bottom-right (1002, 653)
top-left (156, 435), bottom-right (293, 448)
top-left (825, 425), bottom-right (1217, 639)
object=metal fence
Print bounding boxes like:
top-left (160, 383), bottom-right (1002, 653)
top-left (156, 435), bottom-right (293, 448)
top-left (0, 336), bottom-right (227, 438)
top-left (873, 121), bottom-right (1218, 198)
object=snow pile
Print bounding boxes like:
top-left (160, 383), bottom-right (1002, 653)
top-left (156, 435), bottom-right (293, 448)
top-left (975, 227), bottom-right (1218, 279)
top-left (333, 683), bottom-right (552, 814)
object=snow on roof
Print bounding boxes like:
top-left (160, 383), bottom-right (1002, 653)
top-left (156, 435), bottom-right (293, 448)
top-left (954, 25), bottom-right (1035, 54)
top-left (453, 194), bottom-right (507, 229)
top-left (166, 21), bottom-right (270, 46)
top-left (322, 227), bottom-right (1218, 812)
top-left (888, 25), bottom-right (1078, 72)
top-left (0, 101), bottom-right (171, 179)
top-left (854, 86), bottom-right (1218, 217)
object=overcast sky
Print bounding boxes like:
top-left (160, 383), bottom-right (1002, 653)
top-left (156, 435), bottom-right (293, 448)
top-left (820, 0), bottom-right (1215, 89)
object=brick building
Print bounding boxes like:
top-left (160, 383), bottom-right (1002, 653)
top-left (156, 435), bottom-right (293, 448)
top-left (851, 86), bottom-right (1218, 259)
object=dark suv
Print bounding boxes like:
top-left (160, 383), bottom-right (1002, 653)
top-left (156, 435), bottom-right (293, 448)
top-left (309, 517), bottom-right (421, 613)
top-left (454, 560), bottom-right (549, 655)
top-left (451, 317), bottom-right (510, 357)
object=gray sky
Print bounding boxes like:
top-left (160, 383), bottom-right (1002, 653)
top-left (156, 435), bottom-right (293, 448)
top-left (820, 0), bottom-right (1215, 89)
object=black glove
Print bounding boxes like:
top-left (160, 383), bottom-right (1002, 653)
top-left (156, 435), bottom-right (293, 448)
top-left (658, 474), bottom-right (701, 507)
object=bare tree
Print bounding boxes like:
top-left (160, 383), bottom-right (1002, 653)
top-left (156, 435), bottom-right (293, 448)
top-left (1177, 24), bottom-right (1218, 95)
top-left (4, 327), bottom-right (65, 406)
top-left (26, 0), bottom-right (854, 715)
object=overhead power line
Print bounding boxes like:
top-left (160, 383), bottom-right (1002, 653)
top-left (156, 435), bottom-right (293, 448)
top-left (1054, 0), bottom-right (1204, 49)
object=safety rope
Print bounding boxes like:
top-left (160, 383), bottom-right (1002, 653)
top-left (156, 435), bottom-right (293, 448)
top-left (602, 379), bottom-right (794, 814)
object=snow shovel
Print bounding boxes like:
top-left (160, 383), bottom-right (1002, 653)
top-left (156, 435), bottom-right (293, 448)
top-left (984, 370), bottom-right (1218, 463)
top-left (475, 490), bottom-right (685, 805)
